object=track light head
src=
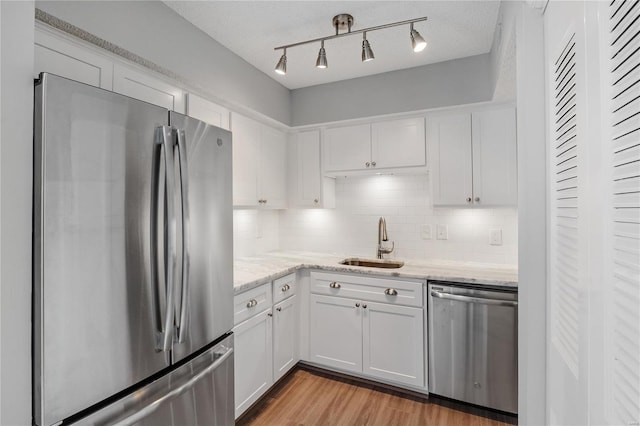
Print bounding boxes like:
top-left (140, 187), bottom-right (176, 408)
top-left (362, 33), bottom-right (375, 62)
top-left (274, 49), bottom-right (287, 75)
top-left (316, 40), bottom-right (328, 69)
top-left (410, 23), bottom-right (427, 52)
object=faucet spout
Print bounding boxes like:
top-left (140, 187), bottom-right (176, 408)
top-left (377, 217), bottom-right (394, 259)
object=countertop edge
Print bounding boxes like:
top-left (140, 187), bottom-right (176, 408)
top-left (233, 262), bottom-right (518, 295)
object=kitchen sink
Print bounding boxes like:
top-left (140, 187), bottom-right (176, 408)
top-left (339, 258), bottom-right (404, 269)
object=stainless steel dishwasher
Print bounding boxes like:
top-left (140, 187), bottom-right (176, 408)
top-left (428, 282), bottom-right (518, 414)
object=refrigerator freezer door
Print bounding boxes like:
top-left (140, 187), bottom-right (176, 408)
top-left (34, 74), bottom-right (172, 425)
top-left (169, 113), bottom-right (234, 362)
top-left (76, 334), bottom-right (234, 426)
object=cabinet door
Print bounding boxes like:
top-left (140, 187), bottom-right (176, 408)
top-left (259, 125), bottom-right (287, 208)
top-left (113, 63), bottom-right (185, 113)
top-left (323, 124), bottom-right (371, 172)
top-left (429, 113), bottom-right (473, 206)
top-left (186, 93), bottom-right (230, 130)
top-left (273, 295), bottom-right (298, 381)
top-left (290, 130), bottom-right (322, 207)
top-left (471, 108), bottom-right (517, 206)
top-left (362, 302), bottom-right (424, 387)
top-left (233, 309), bottom-right (273, 419)
top-left (309, 295), bottom-right (362, 373)
top-left (34, 26), bottom-right (113, 90)
top-left (371, 117), bottom-right (426, 169)
top-left (231, 113), bottom-right (260, 207)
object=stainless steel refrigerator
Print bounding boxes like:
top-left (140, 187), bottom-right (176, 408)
top-left (33, 73), bottom-right (234, 426)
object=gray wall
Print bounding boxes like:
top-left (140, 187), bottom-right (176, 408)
top-left (290, 53), bottom-right (493, 126)
top-left (36, 0), bottom-right (292, 125)
top-left (1, 2), bottom-right (35, 424)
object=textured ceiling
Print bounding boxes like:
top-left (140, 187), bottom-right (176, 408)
top-left (164, 1), bottom-right (501, 90)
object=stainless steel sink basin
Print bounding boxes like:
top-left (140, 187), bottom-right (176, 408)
top-left (339, 258), bottom-right (404, 269)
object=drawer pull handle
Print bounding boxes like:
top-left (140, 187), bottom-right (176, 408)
top-left (281, 284), bottom-right (290, 292)
top-left (246, 299), bottom-right (258, 308)
top-left (329, 282), bottom-right (341, 289)
top-left (267, 312), bottom-right (273, 317)
top-left (384, 288), bottom-right (398, 296)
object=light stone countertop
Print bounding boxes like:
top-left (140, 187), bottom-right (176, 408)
top-left (233, 251), bottom-right (518, 294)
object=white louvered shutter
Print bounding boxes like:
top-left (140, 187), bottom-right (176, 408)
top-left (545, 2), bottom-right (590, 423)
top-left (603, 1), bottom-right (640, 424)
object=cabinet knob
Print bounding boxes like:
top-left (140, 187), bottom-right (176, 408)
top-left (258, 199), bottom-right (264, 204)
top-left (267, 312), bottom-right (273, 317)
top-left (384, 288), bottom-right (398, 296)
top-left (263, 199), bottom-right (267, 204)
top-left (362, 304), bottom-right (367, 309)
top-left (276, 307), bottom-right (282, 312)
top-left (329, 281), bottom-right (341, 289)
top-left (475, 197), bottom-right (480, 202)
top-left (355, 302), bottom-right (361, 308)
top-left (365, 162), bottom-right (371, 167)
top-left (466, 197), bottom-right (472, 203)
top-left (246, 299), bottom-right (258, 308)
top-left (371, 161), bottom-right (376, 167)
top-left (314, 199), bottom-right (319, 204)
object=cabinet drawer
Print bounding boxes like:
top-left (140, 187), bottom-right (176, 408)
top-left (234, 283), bottom-right (272, 325)
top-left (273, 273), bottom-right (296, 304)
top-left (310, 271), bottom-right (423, 307)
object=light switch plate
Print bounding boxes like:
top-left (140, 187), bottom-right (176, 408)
top-left (436, 224), bottom-right (448, 240)
top-left (421, 224), bottom-right (432, 240)
top-left (490, 229), bottom-right (503, 245)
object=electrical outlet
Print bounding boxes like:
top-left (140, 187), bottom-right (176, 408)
top-left (490, 229), bottom-right (503, 245)
top-left (436, 224), bottom-right (448, 240)
top-left (421, 224), bottom-right (432, 240)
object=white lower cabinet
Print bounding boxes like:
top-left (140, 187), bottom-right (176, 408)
top-left (233, 308), bottom-right (273, 419)
top-left (273, 295), bottom-right (297, 381)
top-left (309, 294), bottom-right (362, 374)
top-left (309, 273), bottom-right (425, 389)
top-left (233, 274), bottom-right (298, 419)
top-left (362, 301), bottom-right (424, 387)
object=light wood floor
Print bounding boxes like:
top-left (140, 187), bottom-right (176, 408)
top-left (237, 367), bottom-right (517, 426)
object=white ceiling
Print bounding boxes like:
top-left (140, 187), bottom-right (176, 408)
top-left (164, 1), bottom-right (501, 90)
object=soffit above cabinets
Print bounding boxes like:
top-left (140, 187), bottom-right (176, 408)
top-left (163, 1), bottom-right (501, 90)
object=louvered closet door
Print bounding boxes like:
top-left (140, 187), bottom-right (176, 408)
top-left (545, 2), bottom-right (590, 424)
top-left (602, 1), bottom-right (640, 424)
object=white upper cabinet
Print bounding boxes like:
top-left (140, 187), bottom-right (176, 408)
top-left (471, 108), bottom-right (518, 206)
top-left (186, 93), bottom-right (230, 130)
top-left (430, 106), bottom-right (517, 207)
top-left (371, 117), bottom-right (426, 169)
top-left (231, 113), bottom-right (287, 209)
top-left (323, 117), bottom-right (426, 174)
top-left (113, 63), bottom-right (185, 113)
top-left (323, 124), bottom-right (372, 172)
top-left (34, 25), bottom-right (113, 90)
top-left (429, 113), bottom-right (474, 205)
top-left (288, 130), bottom-right (336, 208)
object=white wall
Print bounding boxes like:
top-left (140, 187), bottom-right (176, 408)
top-left (290, 54), bottom-right (493, 126)
top-left (0, 2), bottom-right (35, 424)
top-left (279, 175), bottom-right (518, 265)
top-left (35, 0), bottom-right (291, 125)
top-left (233, 210), bottom-right (280, 259)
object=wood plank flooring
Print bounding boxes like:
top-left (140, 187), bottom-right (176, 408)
top-left (237, 367), bottom-right (517, 426)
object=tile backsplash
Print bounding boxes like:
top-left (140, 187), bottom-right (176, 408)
top-left (235, 174), bottom-right (518, 265)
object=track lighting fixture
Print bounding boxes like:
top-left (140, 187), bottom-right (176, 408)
top-left (274, 48), bottom-right (287, 75)
top-left (361, 32), bottom-right (375, 62)
top-left (274, 14), bottom-right (427, 75)
top-left (316, 40), bottom-right (328, 69)
top-left (410, 22), bottom-right (427, 52)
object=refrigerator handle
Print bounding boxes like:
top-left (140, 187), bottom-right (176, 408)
top-left (152, 126), bottom-right (177, 360)
top-left (175, 128), bottom-right (190, 343)
top-left (112, 345), bottom-right (233, 426)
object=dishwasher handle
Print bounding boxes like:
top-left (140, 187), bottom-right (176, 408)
top-left (430, 290), bottom-right (518, 307)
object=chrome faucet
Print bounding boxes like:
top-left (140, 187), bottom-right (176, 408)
top-left (377, 217), bottom-right (394, 259)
